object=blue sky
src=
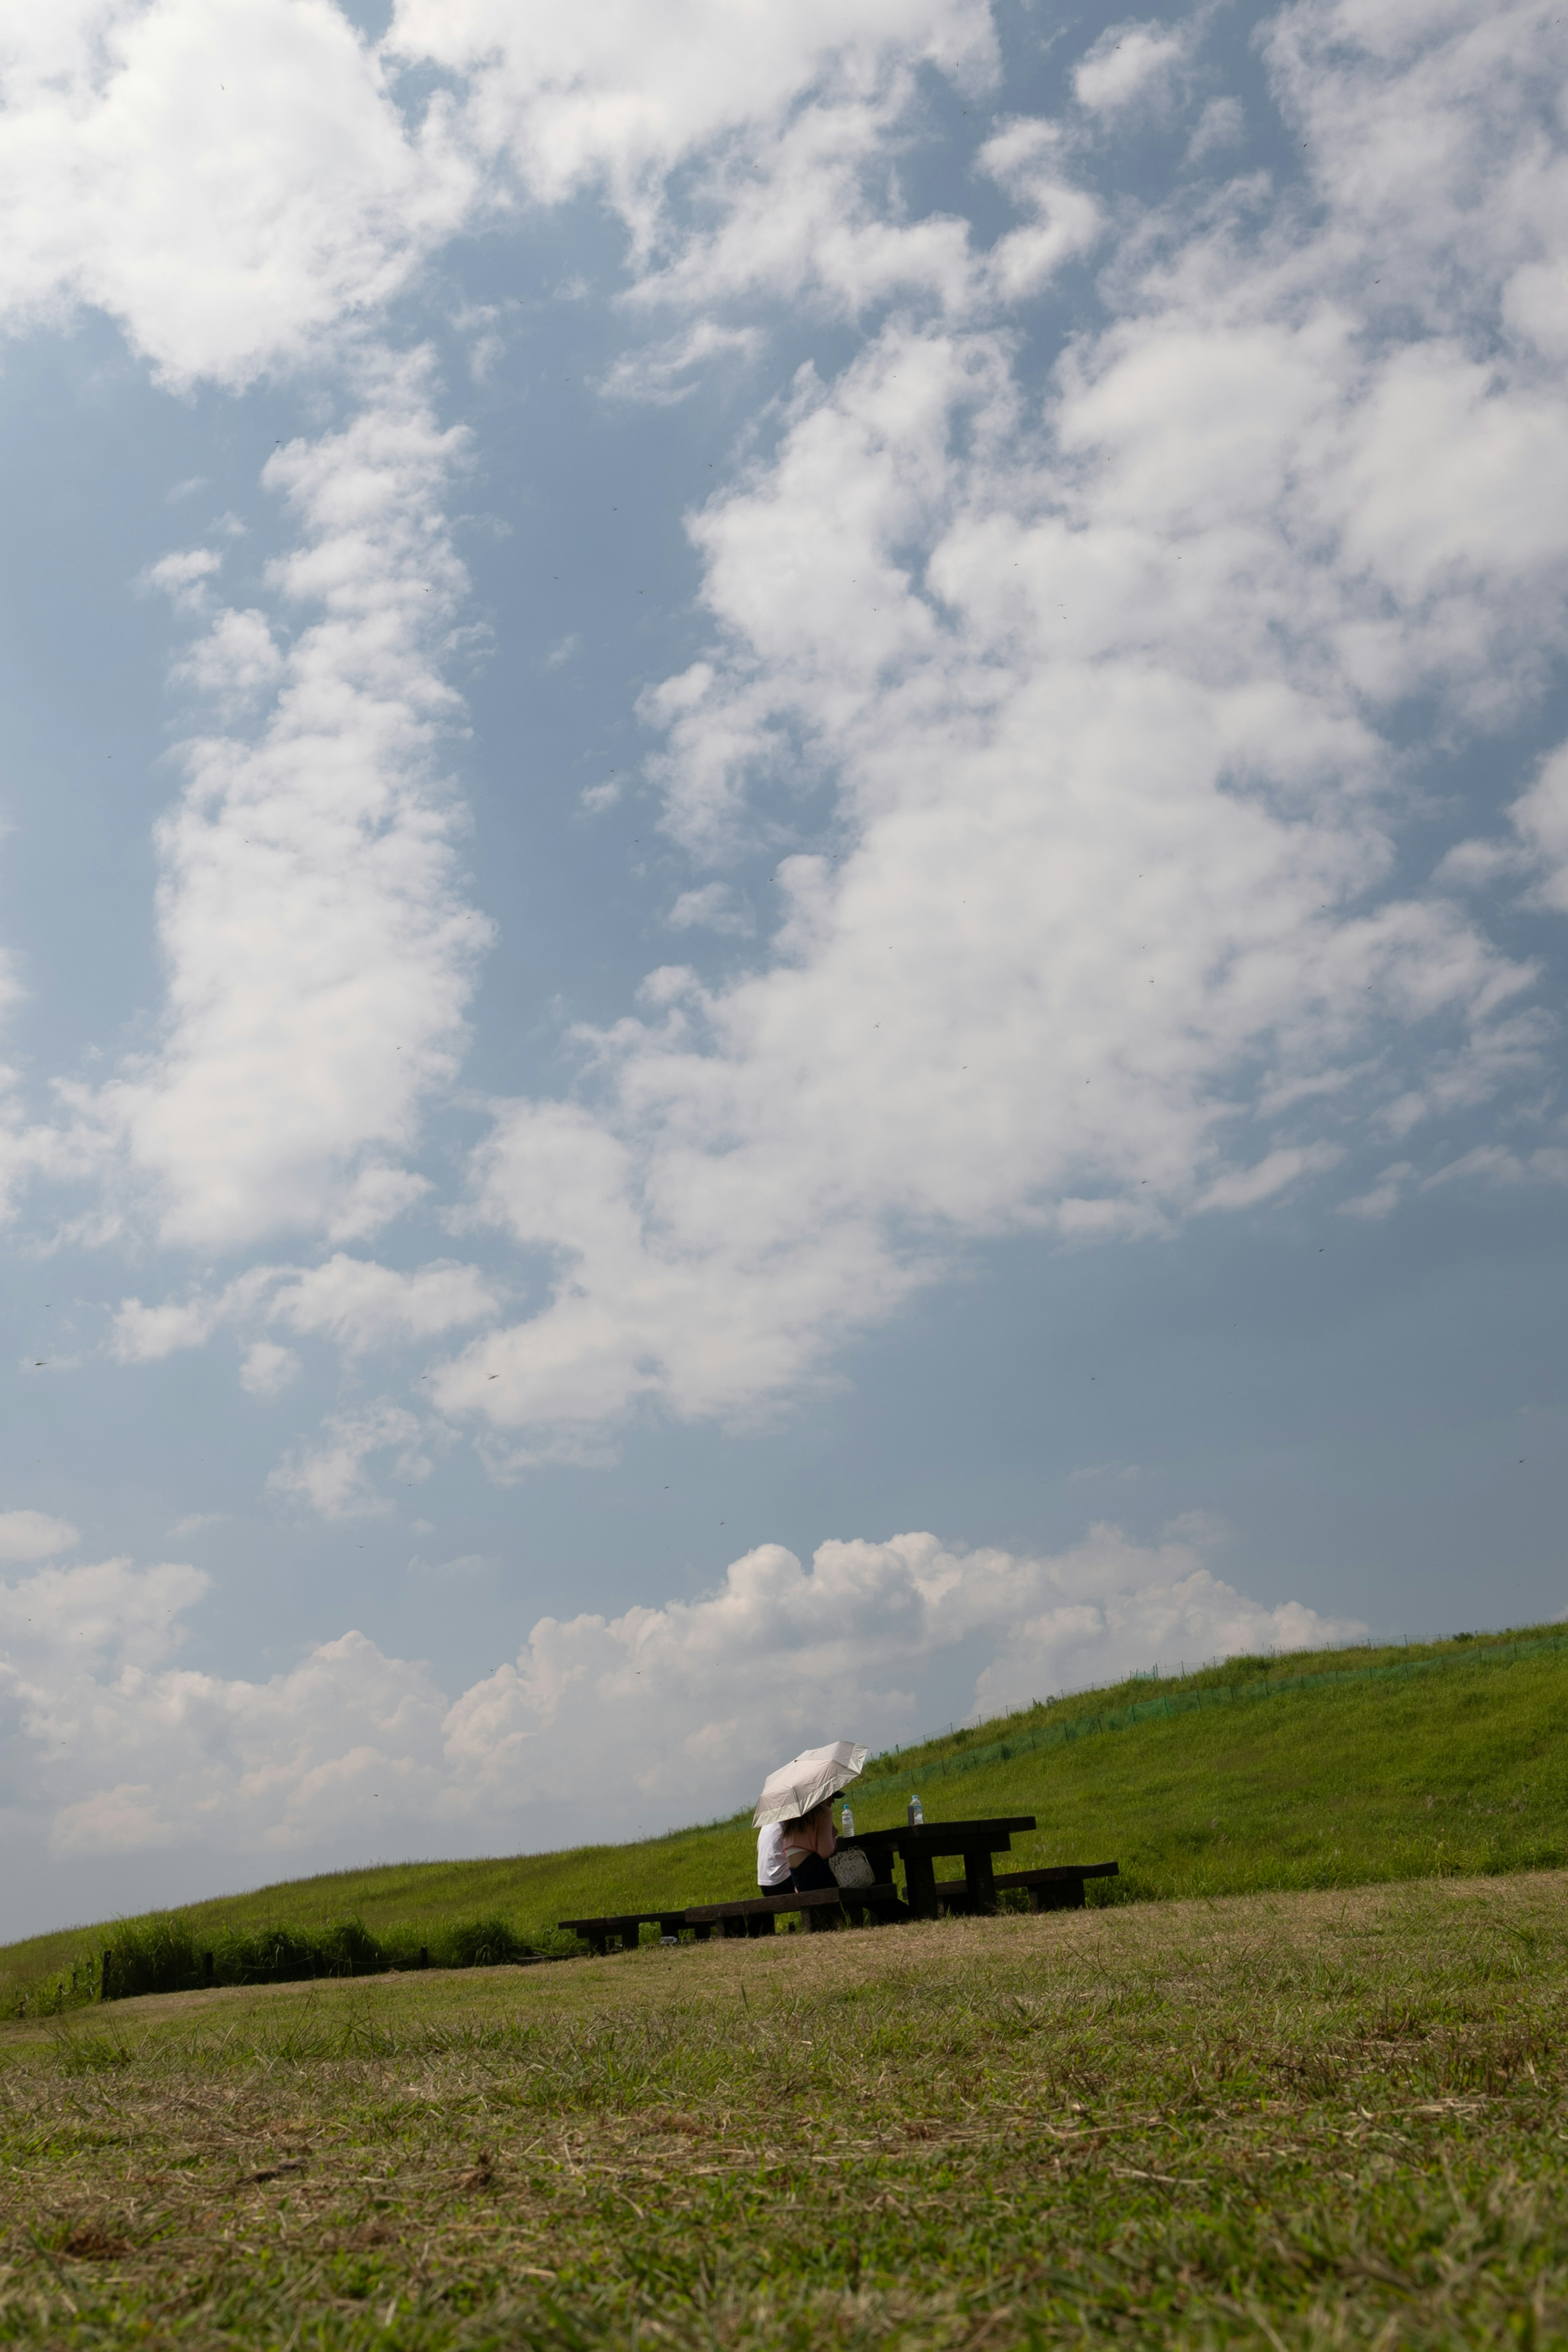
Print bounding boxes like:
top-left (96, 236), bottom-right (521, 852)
top-left (2, 0), bottom-right (1567, 1938)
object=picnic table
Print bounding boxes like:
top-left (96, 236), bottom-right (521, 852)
top-left (840, 1815), bottom-right (1038, 1919)
top-left (558, 1814), bottom-right (1118, 1953)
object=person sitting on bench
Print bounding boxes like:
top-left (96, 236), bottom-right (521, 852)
top-left (787, 1799), bottom-right (911, 1922)
top-left (780, 1799), bottom-right (838, 1892)
top-left (756, 1817), bottom-right (792, 1893)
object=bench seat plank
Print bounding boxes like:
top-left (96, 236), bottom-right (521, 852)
top-left (558, 1909), bottom-right (693, 1956)
top-left (931, 1862), bottom-right (1118, 1915)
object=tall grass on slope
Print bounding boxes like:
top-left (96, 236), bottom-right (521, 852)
top-left (15, 1914), bottom-right (540, 2019)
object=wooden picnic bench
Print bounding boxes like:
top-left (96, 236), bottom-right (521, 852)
top-left (561, 1882), bottom-right (902, 1953)
top-left (557, 1910), bottom-right (693, 1957)
top-left (932, 1862), bottom-right (1119, 1914)
top-left (559, 1817), bottom-right (1118, 1953)
top-left (684, 1884), bottom-right (900, 1936)
top-left (840, 1816), bottom-right (1038, 1920)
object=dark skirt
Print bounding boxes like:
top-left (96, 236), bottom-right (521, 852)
top-left (789, 1852), bottom-right (837, 1892)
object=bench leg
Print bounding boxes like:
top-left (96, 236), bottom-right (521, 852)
top-left (690, 1923), bottom-right (712, 1941)
top-left (746, 1911), bottom-right (776, 1937)
top-left (962, 1851), bottom-right (998, 1916)
top-left (904, 1853), bottom-right (939, 1922)
top-left (1029, 1880), bottom-right (1085, 1912)
top-left (722, 1916), bottom-right (748, 1939)
top-left (588, 1935), bottom-right (608, 1957)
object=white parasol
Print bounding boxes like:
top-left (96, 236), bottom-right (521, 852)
top-left (753, 1740), bottom-right (869, 1828)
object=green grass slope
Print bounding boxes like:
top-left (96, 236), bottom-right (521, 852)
top-left (6, 1618), bottom-right (1568, 2013)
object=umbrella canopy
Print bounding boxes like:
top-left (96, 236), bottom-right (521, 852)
top-left (753, 1741), bottom-right (869, 1828)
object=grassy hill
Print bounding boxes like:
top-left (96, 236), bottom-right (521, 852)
top-left (6, 1617), bottom-right (1568, 2013)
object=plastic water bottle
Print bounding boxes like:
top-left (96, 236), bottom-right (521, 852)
top-left (840, 1802), bottom-right (855, 1836)
top-left (908, 1793), bottom-right (924, 1825)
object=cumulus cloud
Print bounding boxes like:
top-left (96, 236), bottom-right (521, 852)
top-left (0, 1526), bottom-right (1360, 1860)
top-left (0, 1511), bottom-right (78, 1561)
top-left (391, 0), bottom-right (994, 221)
top-left (403, 0), bottom-right (1568, 1461)
top-left (0, 0), bottom-right (475, 387)
top-left (445, 1521), bottom-right (1362, 1816)
top-left (138, 545), bottom-right (223, 611)
top-left (1073, 19), bottom-right (1191, 115)
top-left (33, 358), bottom-right (496, 1253)
top-left (976, 119), bottom-right (1102, 301)
top-left (668, 881), bottom-right (751, 934)
top-left (238, 1340), bottom-right (301, 1399)
top-left (112, 1255), bottom-right (499, 1383)
top-left (267, 1400), bottom-right (432, 1518)
top-left (1, 0), bottom-right (1567, 1496)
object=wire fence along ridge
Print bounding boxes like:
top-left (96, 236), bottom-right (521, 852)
top-left (865, 1632), bottom-right (1568, 1789)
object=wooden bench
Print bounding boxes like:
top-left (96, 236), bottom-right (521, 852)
top-left (682, 1884), bottom-right (902, 1938)
top-left (558, 1910), bottom-right (694, 1957)
top-left (932, 1862), bottom-right (1118, 1915)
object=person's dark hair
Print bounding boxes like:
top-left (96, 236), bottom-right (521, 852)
top-left (780, 1800), bottom-right (829, 1835)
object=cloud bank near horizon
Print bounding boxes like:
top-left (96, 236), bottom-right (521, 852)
top-left (0, 1521), bottom-right (1360, 1870)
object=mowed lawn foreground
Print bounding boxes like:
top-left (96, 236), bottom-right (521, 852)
top-left (4, 1870), bottom-right (1568, 2348)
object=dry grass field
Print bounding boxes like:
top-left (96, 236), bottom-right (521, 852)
top-left (4, 1868), bottom-right (1568, 2348)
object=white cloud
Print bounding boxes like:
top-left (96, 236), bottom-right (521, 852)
top-left (171, 606), bottom-right (285, 711)
top-left (0, 0), bottom-right (476, 388)
top-left (1423, 1142), bottom-right (1568, 1192)
top-left (0, 1511), bottom-right (78, 1561)
top-left (1196, 1145), bottom-right (1344, 1214)
top-left (111, 1290), bottom-right (233, 1363)
top-left (267, 1400), bottom-right (432, 1518)
top-left (42, 359), bottom-right (496, 1252)
top-left (111, 1253), bottom-right (498, 1372)
top-left (271, 1254), bottom-right (500, 1352)
top-left (391, 0), bottom-right (994, 220)
top-left (1339, 1161), bottom-right (1415, 1219)
top-left (137, 546), bottom-right (222, 611)
top-left (0, 1525), bottom-right (1360, 1860)
top-left (1073, 20), bottom-right (1189, 114)
top-left (668, 881), bottom-right (751, 934)
top-left (416, 0), bottom-right (1568, 1460)
top-left (238, 1340), bottom-right (301, 1399)
top-left (976, 120), bottom-right (1102, 301)
top-left (2, 0), bottom-right (1567, 1492)
top-left (1188, 95), bottom-right (1244, 161)
top-left (599, 320), bottom-right (764, 404)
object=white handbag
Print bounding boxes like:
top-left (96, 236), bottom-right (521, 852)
top-left (829, 1849), bottom-right (875, 1889)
